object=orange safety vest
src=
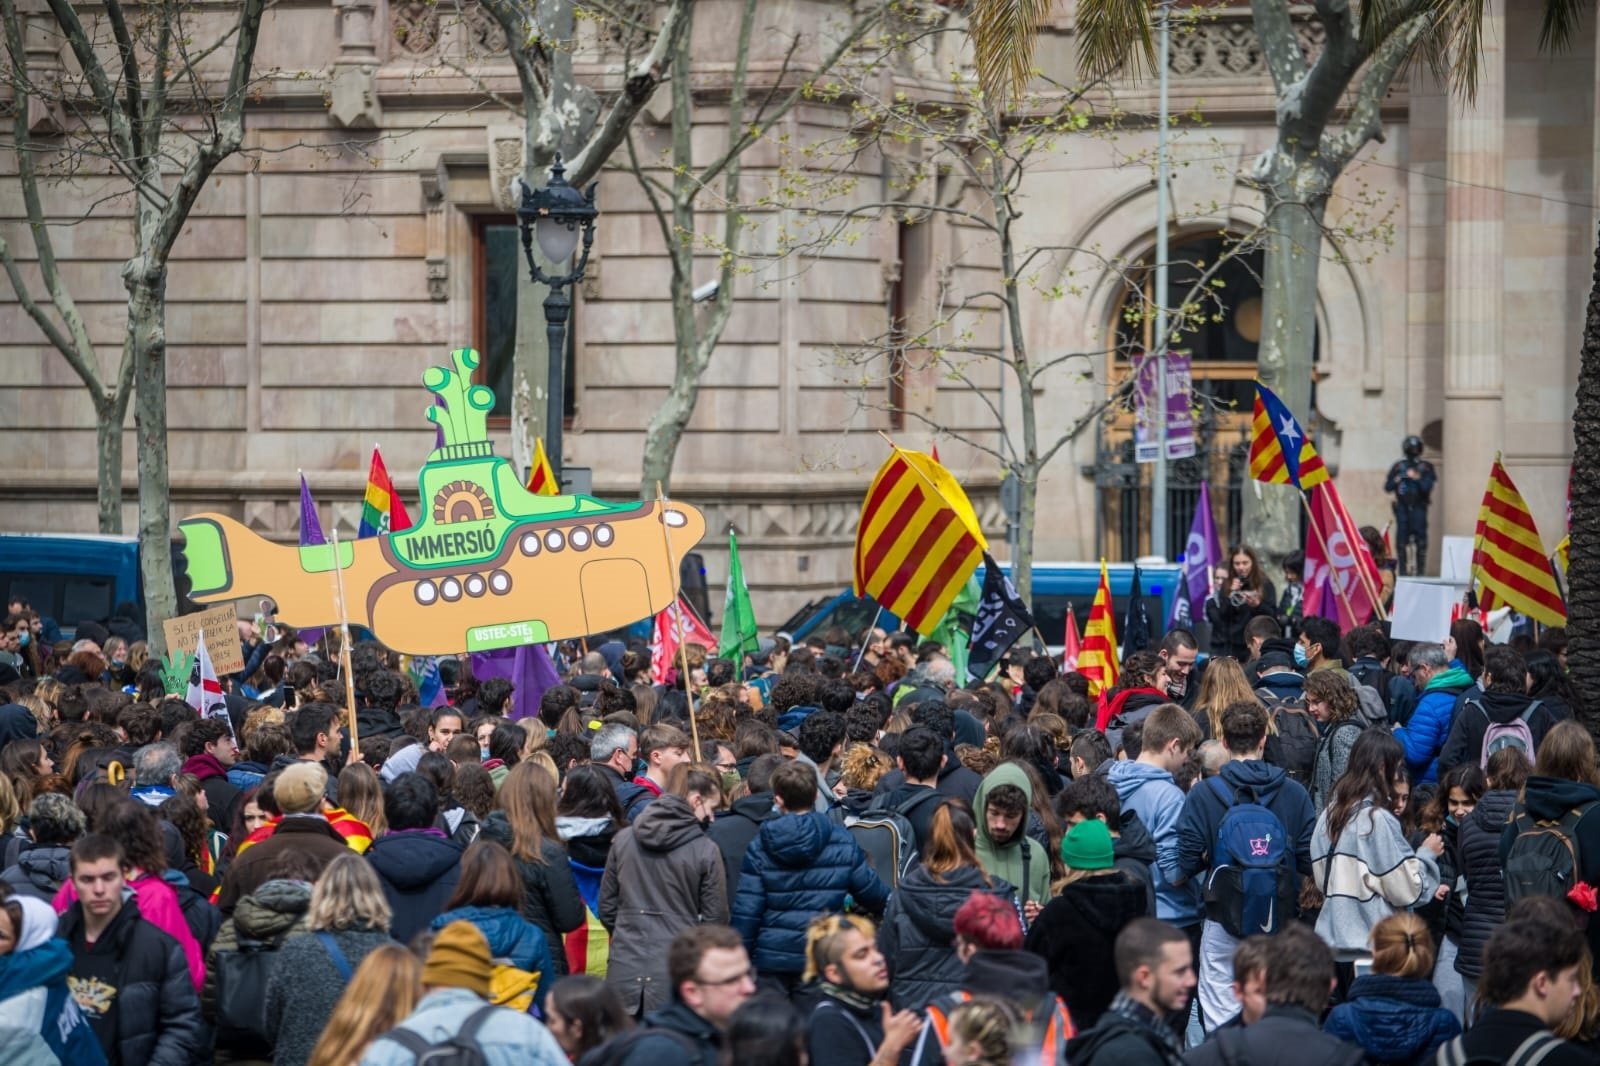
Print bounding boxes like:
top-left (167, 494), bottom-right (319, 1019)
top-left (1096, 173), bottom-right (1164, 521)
top-left (922, 990), bottom-right (1074, 1064)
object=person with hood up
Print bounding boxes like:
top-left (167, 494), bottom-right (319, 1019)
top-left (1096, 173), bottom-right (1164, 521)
top-left (1026, 816), bottom-right (1149, 1028)
top-left (972, 760), bottom-right (1053, 922)
top-left (1393, 643), bottom-right (1474, 785)
top-left (707, 754), bottom-right (784, 906)
top-left (364, 771), bottom-right (466, 944)
top-left (1, 792), bottom-right (84, 903)
top-left (1106, 704), bottom-right (1203, 948)
top-left (1438, 645), bottom-right (1561, 776)
top-left (600, 764), bottom-right (729, 1017)
top-left (0, 888), bottom-right (107, 1065)
top-left (879, 799), bottom-right (1017, 1011)
top-left (1322, 913), bottom-right (1460, 1064)
top-left (1064, 917), bottom-right (1194, 1066)
top-left (430, 840), bottom-right (554, 1014)
top-left (732, 760), bottom-right (888, 993)
top-left (1177, 700), bottom-right (1316, 1030)
top-left (477, 762), bottom-right (584, 977)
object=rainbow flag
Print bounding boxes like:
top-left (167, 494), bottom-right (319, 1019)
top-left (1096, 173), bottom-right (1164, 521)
top-left (1248, 381), bottom-right (1329, 489)
top-left (358, 446), bottom-right (413, 537)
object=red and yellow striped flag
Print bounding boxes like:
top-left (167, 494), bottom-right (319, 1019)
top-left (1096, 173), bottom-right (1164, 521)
top-left (853, 448), bottom-right (986, 635)
top-left (525, 437), bottom-right (559, 496)
top-left (1472, 456), bottom-right (1566, 627)
top-left (1248, 381), bottom-right (1330, 489)
top-left (1078, 561), bottom-right (1119, 700)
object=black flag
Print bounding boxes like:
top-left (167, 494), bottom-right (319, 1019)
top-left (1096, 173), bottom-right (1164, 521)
top-left (1123, 564), bottom-right (1152, 655)
top-left (968, 554), bottom-right (1035, 681)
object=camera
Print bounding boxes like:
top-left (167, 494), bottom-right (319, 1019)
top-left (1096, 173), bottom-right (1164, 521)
top-left (1229, 591), bottom-right (1248, 607)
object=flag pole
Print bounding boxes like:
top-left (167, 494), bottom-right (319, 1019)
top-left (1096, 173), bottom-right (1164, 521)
top-left (1317, 488), bottom-right (1389, 621)
top-left (852, 604), bottom-right (885, 673)
top-left (1298, 494), bottom-right (1361, 629)
top-left (329, 527), bottom-right (360, 760)
top-left (656, 482), bottom-right (701, 755)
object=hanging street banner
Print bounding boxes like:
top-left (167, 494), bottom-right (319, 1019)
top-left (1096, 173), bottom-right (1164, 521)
top-left (1135, 352), bottom-right (1196, 463)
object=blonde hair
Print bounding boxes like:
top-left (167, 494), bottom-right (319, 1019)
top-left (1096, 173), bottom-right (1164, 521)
top-left (946, 996), bottom-right (1019, 1066)
top-left (308, 852), bottom-right (392, 933)
top-left (1195, 657), bottom-right (1261, 741)
top-left (15, 696), bottom-right (51, 735)
top-left (802, 912), bottom-right (877, 982)
top-left (306, 943), bottom-right (421, 1066)
top-left (0, 775), bottom-right (17, 835)
top-left (241, 705), bottom-right (286, 750)
top-left (1369, 912), bottom-right (1434, 978)
top-left (1557, 948), bottom-right (1600, 1042)
top-left (525, 751), bottom-right (559, 788)
top-left (337, 763), bottom-right (387, 838)
top-left (838, 744), bottom-right (892, 791)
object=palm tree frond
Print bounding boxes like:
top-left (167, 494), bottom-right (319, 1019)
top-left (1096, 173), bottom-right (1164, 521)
top-left (1072, 0), bottom-right (1155, 82)
top-left (971, 0), bottom-right (1055, 104)
top-left (1538, 0), bottom-right (1587, 52)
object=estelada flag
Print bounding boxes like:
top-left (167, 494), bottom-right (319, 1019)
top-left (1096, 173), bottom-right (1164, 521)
top-left (1249, 381), bottom-right (1329, 489)
top-left (526, 437), bottom-right (559, 496)
top-left (1078, 561), bottom-right (1119, 701)
top-left (853, 448), bottom-right (987, 635)
top-left (358, 446), bottom-right (413, 537)
top-left (1472, 456), bottom-right (1566, 626)
top-left (651, 594), bottom-right (716, 685)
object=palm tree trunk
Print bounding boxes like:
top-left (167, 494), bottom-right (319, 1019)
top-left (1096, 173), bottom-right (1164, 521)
top-left (1568, 220), bottom-right (1600, 737)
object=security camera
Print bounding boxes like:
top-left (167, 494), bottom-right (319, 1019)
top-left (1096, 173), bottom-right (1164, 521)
top-left (692, 279), bottom-right (720, 303)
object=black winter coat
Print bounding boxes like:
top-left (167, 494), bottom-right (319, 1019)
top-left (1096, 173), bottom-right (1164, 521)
top-left (1184, 1005), bottom-right (1365, 1066)
top-left (59, 899), bottom-right (204, 1066)
top-left (1438, 690), bottom-right (1562, 776)
top-left (707, 793), bottom-right (779, 906)
top-left (1025, 870), bottom-right (1148, 1029)
top-left (364, 827), bottom-right (466, 944)
top-left (1499, 776), bottom-right (1600, 978)
top-left (1066, 1009), bottom-right (1185, 1066)
top-left (1455, 788), bottom-right (1514, 979)
top-left (1115, 812), bottom-right (1159, 916)
top-left (479, 809), bottom-right (586, 975)
top-left (879, 864), bottom-right (1017, 1011)
top-left (1210, 578), bottom-right (1279, 660)
top-left (872, 753), bottom-right (983, 808)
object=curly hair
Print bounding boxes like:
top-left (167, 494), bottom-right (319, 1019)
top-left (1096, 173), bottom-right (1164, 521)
top-left (837, 743), bottom-right (892, 792)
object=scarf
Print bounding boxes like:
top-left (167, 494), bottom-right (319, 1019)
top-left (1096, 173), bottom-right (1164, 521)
top-left (1106, 991), bottom-right (1181, 1055)
top-left (181, 751), bottom-right (228, 782)
top-left (818, 979), bottom-right (881, 1014)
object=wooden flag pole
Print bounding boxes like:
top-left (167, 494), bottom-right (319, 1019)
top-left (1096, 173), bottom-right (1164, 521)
top-left (329, 527), bottom-right (360, 759)
top-left (1317, 488), bottom-right (1389, 621)
top-left (655, 482), bottom-right (701, 755)
top-left (1298, 494), bottom-right (1362, 630)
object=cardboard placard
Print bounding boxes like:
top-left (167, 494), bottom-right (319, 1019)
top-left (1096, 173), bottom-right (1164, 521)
top-left (1389, 579), bottom-right (1467, 643)
top-left (163, 603), bottom-right (244, 675)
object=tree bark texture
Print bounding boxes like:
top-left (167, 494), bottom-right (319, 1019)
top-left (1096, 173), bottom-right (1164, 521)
top-left (93, 397), bottom-right (129, 533)
top-left (1569, 221), bottom-right (1600, 737)
top-left (129, 267), bottom-right (177, 655)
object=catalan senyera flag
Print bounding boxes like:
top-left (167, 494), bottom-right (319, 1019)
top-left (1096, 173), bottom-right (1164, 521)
top-left (853, 447), bottom-right (987, 635)
top-left (1472, 456), bottom-right (1566, 627)
top-left (1078, 561), bottom-right (1119, 700)
top-left (1248, 381), bottom-right (1329, 489)
top-left (358, 446), bottom-right (413, 538)
top-left (526, 437), bottom-right (559, 496)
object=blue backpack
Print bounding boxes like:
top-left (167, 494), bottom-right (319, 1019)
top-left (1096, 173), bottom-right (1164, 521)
top-left (1202, 777), bottom-right (1297, 937)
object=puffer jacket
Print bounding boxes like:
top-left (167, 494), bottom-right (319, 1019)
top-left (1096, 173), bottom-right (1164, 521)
top-left (707, 793), bottom-right (779, 906)
top-left (431, 904), bottom-right (553, 1011)
top-left (1025, 869), bottom-right (1148, 1029)
top-left (1455, 788), bottom-right (1516, 980)
top-left (879, 863), bottom-right (1017, 1010)
top-left (1438, 689), bottom-right (1562, 776)
top-left (731, 809), bottom-right (889, 976)
top-left (479, 809), bottom-right (586, 976)
top-left (364, 827), bottom-right (466, 944)
top-left (1323, 973), bottom-right (1461, 1065)
top-left (599, 792), bottom-right (729, 1015)
top-left (202, 877), bottom-right (312, 1024)
top-left (1498, 775), bottom-right (1600, 974)
top-left (1394, 667), bottom-right (1474, 785)
top-left (0, 842), bottom-right (70, 903)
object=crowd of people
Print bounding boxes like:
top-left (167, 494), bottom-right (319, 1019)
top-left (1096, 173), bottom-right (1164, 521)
top-left (0, 575), bottom-right (1592, 1065)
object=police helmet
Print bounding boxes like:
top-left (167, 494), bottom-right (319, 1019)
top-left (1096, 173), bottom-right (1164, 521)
top-left (1402, 435), bottom-right (1424, 458)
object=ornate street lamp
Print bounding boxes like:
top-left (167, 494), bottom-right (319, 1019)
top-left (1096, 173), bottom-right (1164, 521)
top-left (516, 154), bottom-right (598, 488)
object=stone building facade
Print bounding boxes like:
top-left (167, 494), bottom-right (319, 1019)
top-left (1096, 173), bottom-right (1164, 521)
top-left (1, 0), bottom-right (1590, 626)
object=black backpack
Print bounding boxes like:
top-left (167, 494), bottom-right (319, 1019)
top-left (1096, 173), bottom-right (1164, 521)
top-left (829, 805), bottom-right (918, 889)
top-left (376, 1005), bottom-right (498, 1066)
top-left (1504, 800), bottom-right (1598, 909)
top-left (212, 938), bottom-right (277, 1055)
top-left (1258, 687), bottom-right (1319, 786)
top-left (1348, 661), bottom-right (1392, 714)
top-left (1435, 1031), bottom-right (1569, 1066)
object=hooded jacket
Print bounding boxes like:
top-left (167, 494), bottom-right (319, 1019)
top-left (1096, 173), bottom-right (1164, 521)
top-left (707, 792), bottom-right (779, 905)
top-left (1499, 775), bottom-right (1600, 972)
top-left (599, 793), bottom-right (729, 1015)
top-left (478, 809), bottom-right (585, 976)
top-left (1394, 666), bottom-right (1474, 784)
top-left (1064, 998), bottom-right (1186, 1066)
top-left (1323, 974), bottom-right (1461, 1065)
top-left (1438, 689), bottom-right (1561, 776)
top-left (1025, 870), bottom-right (1148, 1028)
top-left (1106, 759), bottom-right (1200, 926)
top-left (431, 904), bottom-right (553, 1011)
top-left (972, 763), bottom-right (1052, 911)
top-left (364, 827), bottom-right (466, 943)
top-left (1115, 811), bottom-right (1159, 915)
top-left (1455, 787), bottom-right (1517, 979)
top-left (1098, 686), bottom-right (1169, 737)
top-left (0, 896), bottom-right (106, 1065)
top-left (1175, 758), bottom-right (1316, 889)
top-left (1, 841), bottom-right (70, 903)
top-left (201, 877), bottom-right (312, 1025)
top-left (1312, 799), bottom-right (1439, 957)
top-left (1184, 1004), bottom-right (1365, 1066)
top-left (731, 809), bottom-right (889, 975)
top-left (879, 863), bottom-right (1017, 1010)
top-left (217, 814), bottom-right (350, 915)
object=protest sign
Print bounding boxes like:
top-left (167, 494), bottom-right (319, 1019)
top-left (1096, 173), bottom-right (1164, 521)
top-left (1389, 579), bottom-right (1466, 643)
top-left (163, 603), bottom-right (244, 675)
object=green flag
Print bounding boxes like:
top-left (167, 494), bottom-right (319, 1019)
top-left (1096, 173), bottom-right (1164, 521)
top-left (719, 529), bottom-right (759, 661)
top-left (928, 572), bottom-right (982, 682)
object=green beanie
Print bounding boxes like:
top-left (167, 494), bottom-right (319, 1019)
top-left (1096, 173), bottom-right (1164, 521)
top-left (1059, 817), bottom-right (1115, 871)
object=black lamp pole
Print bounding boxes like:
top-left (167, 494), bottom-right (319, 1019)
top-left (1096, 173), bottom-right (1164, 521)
top-left (516, 154), bottom-right (598, 488)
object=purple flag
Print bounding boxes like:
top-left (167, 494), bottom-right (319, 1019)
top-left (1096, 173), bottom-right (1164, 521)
top-left (470, 643), bottom-right (562, 723)
top-left (1181, 481), bottom-right (1223, 619)
top-left (299, 472), bottom-right (326, 546)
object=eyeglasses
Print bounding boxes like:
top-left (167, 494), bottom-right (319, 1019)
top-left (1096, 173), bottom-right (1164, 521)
top-left (692, 966), bottom-right (752, 988)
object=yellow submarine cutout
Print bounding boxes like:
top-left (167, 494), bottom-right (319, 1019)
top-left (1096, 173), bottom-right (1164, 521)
top-left (177, 348), bottom-right (707, 655)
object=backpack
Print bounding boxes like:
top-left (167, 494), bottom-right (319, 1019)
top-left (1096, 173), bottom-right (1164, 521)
top-left (830, 806), bottom-right (918, 889)
top-left (1202, 777), bottom-right (1298, 937)
top-left (1348, 662), bottom-right (1392, 715)
top-left (377, 1004), bottom-right (498, 1066)
top-left (1472, 697), bottom-right (1544, 769)
top-left (213, 937), bottom-right (278, 1055)
top-left (919, 989), bottom-right (1072, 1065)
top-left (1258, 687), bottom-right (1319, 786)
top-left (1504, 800), bottom-right (1597, 909)
top-left (1435, 1031), bottom-right (1569, 1066)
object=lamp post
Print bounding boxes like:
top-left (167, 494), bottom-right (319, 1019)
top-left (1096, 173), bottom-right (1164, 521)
top-left (516, 154), bottom-right (598, 488)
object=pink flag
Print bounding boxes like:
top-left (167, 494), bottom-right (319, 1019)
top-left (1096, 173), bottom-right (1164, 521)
top-left (1303, 481), bottom-right (1381, 629)
top-left (650, 595), bottom-right (716, 685)
top-left (1061, 605), bottom-right (1083, 674)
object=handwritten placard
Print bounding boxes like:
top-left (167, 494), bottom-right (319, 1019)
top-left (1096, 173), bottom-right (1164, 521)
top-left (162, 603), bottom-right (244, 675)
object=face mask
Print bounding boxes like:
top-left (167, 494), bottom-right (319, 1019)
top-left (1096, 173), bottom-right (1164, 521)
top-left (1293, 644), bottom-right (1310, 669)
top-left (17, 633), bottom-right (28, 648)
top-left (634, 758), bottom-right (649, 778)
top-left (480, 747), bottom-right (491, 761)
top-left (720, 770), bottom-right (741, 796)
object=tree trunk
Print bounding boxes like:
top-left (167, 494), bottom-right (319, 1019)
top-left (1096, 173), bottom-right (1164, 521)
top-left (92, 393), bottom-right (128, 534)
top-left (1245, 177), bottom-right (1327, 570)
top-left (1568, 220), bottom-right (1600, 736)
top-left (128, 264), bottom-right (176, 655)
top-left (639, 340), bottom-right (703, 498)
top-left (1014, 465), bottom-right (1038, 606)
top-left (510, 272), bottom-right (552, 480)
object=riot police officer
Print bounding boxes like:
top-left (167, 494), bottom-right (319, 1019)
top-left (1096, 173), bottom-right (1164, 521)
top-left (1384, 435), bottom-right (1436, 575)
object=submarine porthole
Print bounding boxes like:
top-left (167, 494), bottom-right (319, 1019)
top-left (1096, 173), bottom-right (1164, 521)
top-left (416, 581), bottom-right (437, 605)
top-left (545, 530), bottom-right (565, 552)
top-left (594, 524), bottom-right (614, 547)
top-left (465, 575), bottom-right (487, 597)
top-left (571, 528), bottom-right (591, 551)
top-left (663, 510), bottom-right (687, 528)
top-left (441, 578), bottom-right (463, 602)
top-left (490, 570), bottom-right (511, 594)
top-left (520, 533), bottom-right (540, 556)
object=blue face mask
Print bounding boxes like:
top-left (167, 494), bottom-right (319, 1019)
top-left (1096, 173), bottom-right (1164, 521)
top-left (17, 633), bottom-right (28, 648)
top-left (480, 747), bottom-right (491, 761)
top-left (1293, 644), bottom-right (1309, 669)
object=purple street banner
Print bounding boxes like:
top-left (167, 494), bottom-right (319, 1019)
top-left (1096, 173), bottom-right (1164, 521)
top-left (1135, 352), bottom-right (1196, 463)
